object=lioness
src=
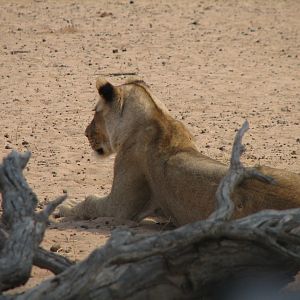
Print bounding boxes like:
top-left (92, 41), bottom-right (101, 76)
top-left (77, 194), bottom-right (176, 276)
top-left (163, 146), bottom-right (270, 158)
top-left (59, 78), bottom-right (300, 226)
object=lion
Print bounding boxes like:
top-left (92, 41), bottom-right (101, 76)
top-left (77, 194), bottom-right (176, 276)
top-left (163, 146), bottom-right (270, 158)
top-left (58, 78), bottom-right (300, 226)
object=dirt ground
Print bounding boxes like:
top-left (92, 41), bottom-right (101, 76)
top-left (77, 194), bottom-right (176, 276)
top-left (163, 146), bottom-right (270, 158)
top-left (0, 0), bottom-right (299, 292)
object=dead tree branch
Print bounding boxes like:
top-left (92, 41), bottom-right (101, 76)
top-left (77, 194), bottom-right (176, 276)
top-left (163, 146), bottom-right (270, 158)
top-left (33, 247), bottom-right (74, 275)
top-left (0, 151), bottom-right (68, 291)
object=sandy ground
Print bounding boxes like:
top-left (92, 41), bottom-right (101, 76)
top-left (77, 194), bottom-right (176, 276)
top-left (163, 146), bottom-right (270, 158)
top-left (0, 0), bottom-right (299, 292)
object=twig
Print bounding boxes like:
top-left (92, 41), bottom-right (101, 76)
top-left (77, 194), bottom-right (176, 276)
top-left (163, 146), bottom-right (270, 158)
top-left (10, 50), bottom-right (31, 55)
top-left (39, 194), bottom-right (68, 220)
top-left (94, 72), bottom-right (138, 77)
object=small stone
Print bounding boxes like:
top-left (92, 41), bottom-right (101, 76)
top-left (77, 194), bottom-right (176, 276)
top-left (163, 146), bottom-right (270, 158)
top-left (5, 145), bottom-right (12, 149)
top-left (112, 49), bottom-right (118, 53)
top-left (50, 243), bottom-right (61, 252)
top-left (99, 12), bottom-right (113, 18)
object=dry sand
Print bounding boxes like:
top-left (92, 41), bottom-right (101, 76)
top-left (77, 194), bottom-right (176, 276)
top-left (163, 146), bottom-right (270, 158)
top-left (0, 0), bottom-right (299, 291)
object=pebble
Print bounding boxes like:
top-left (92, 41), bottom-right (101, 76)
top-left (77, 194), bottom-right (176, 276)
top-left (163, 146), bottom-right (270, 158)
top-left (50, 243), bottom-right (61, 252)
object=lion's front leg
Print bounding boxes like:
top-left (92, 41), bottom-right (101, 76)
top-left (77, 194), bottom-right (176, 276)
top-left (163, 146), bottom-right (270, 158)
top-left (58, 154), bottom-right (152, 220)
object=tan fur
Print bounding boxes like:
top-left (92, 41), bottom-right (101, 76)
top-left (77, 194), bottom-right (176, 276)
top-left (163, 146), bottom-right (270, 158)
top-left (58, 79), bottom-right (300, 226)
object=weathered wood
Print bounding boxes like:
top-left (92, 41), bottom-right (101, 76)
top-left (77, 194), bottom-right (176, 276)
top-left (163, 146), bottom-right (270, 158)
top-left (33, 247), bottom-right (74, 275)
top-left (0, 151), bottom-right (67, 291)
top-left (209, 120), bottom-right (275, 221)
top-left (0, 233), bottom-right (73, 275)
top-left (1, 123), bottom-right (300, 299)
top-left (9, 222), bottom-right (300, 300)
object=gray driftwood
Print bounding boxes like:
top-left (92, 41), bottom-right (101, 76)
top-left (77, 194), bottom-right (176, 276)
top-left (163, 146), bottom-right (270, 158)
top-left (0, 121), bottom-right (300, 299)
top-left (0, 152), bottom-right (71, 292)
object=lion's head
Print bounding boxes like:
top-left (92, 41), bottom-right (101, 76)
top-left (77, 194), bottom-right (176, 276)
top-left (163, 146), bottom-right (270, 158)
top-left (85, 78), bottom-right (152, 157)
top-left (85, 77), bottom-right (195, 158)
top-left (85, 79), bottom-right (119, 157)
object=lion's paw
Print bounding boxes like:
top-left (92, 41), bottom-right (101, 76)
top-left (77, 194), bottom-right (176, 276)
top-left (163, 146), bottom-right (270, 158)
top-left (56, 199), bottom-right (82, 217)
top-left (85, 195), bottom-right (102, 202)
top-left (56, 195), bottom-right (103, 219)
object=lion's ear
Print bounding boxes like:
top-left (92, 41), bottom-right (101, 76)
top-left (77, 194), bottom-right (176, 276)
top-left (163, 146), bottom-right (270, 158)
top-left (96, 78), bottom-right (116, 103)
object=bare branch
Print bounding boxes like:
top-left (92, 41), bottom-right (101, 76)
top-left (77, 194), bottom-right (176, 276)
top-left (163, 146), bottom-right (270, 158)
top-left (209, 120), bottom-right (277, 222)
top-left (230, 120), bottom-right (249, 169)
top-left (0, 152), bottom-right (68, 291)
top-left (39, 194), bottom-right (68, 220)
top-left (33, 247), bottom-right (74, 275)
